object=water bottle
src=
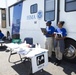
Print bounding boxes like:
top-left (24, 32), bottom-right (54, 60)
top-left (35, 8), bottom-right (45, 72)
top-left (24, 40), bottom-right (26, 44)
top-left (35, 43), bottom-right (41, 48)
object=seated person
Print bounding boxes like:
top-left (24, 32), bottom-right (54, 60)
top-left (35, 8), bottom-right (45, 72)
top-left (6, 31), bottom-right (12, 42)
top-left (0, 30), bottom-right (4, 40)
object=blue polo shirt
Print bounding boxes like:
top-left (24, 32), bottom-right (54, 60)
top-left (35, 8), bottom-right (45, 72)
top-left (0, 32), bottom-right (4, 39)
top-left (46, 26), bottom-right (55, 37)
top-left (55, 28), bottom-right (67, 37)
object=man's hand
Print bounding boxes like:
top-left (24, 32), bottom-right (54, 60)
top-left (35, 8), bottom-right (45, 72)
top-left (43, 32), bottom-right (47, 35)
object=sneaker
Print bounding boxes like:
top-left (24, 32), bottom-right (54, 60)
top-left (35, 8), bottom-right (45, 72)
top-left (54, 59), bottom-right (58, 64)
top-left (56, 60), bottom-right (62, 66)
top-left (54, 59), bottom-right (62, 65)
top-left (48, 57), bottom-right (51, 62)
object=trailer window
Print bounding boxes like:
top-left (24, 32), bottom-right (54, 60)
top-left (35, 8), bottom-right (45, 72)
top-left (44, 0), bottom-right (55, 21)
top-left (30, 4), bottom-right (37, 14)
top-left (1, 9), bottom-right (6, 28)
top-left (65, 0), bottom-right (76, 12)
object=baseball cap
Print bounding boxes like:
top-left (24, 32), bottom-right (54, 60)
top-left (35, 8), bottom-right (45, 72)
top-left (46, 20), bottom-right (52, 24)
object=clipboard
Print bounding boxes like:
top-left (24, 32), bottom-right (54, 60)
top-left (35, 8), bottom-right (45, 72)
top-left (41, 28), bottom-right (47, 34)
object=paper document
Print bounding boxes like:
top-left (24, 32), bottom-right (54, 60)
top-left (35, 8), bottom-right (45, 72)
top-left (17, 48), bottom-right (32, 55)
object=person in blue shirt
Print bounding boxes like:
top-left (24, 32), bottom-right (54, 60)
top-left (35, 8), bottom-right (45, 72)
top-left (43, 21), bottom-right (55, 62)
top-left (0, 30), bottom-right (4, 39)
top-left (54, 21), bottom-right (67, 65)
top-left (6, 31), bottom-right (12, 42)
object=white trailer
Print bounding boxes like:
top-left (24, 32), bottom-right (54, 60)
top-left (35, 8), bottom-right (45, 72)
top-left (8, 0), bottom-right (76, 62)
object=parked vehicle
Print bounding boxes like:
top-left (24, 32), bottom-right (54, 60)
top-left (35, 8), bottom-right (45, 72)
top-left (7, 0), bottom-right (76, 62)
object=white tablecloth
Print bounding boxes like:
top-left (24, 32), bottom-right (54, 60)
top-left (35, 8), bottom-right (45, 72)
top-left (5, 43), bottom-right (48, 73)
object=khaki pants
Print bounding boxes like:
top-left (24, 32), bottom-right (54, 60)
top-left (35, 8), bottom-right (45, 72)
top-left (45, 37), bottom-right (54, 57)
top-left (55, 42), bottom-right (63, 60)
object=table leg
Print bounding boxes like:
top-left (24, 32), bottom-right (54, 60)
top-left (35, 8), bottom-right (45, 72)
top-left (27, 59), bottom-right (34, 75)
top-left (1, 43), bottom-right (2, 46)
top-left (19, 54), bottom-right (22, 62)
top-left (8, 50), bottom-right (12, 62)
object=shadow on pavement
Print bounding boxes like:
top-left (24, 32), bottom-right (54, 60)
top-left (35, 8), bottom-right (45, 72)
top-left (59, 60), bottom-right (76, 75)
top-left (0, 46), bottom-right (7, 51)
top-left (12, 61), bottom-right (52, 75)
top-left (51, 52), bottom-right (76, 75)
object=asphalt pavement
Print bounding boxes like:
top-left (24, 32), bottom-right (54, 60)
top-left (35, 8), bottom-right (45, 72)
top-left (0, 46), bottom-right (76, 75)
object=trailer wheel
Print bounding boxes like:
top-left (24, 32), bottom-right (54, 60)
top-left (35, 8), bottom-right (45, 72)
top-left (64, 38), bottom-right (76, 63)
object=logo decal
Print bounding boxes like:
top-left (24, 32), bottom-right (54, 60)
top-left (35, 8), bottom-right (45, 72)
top-left (36, 54), bottom-right (45, 66)
top-left (37, 10), bottom-right (43, 19)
